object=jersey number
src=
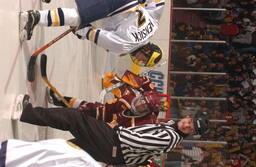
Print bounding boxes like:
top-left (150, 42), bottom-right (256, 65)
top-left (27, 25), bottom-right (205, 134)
top-left (135, 9), bottom-right (146, 27)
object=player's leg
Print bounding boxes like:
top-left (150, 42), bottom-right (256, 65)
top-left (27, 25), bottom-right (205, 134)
top-left (20, 0), bottom-right (139, 41)
top-left (20, 8), bottom-right (80, 40)
top-left (19, 102), bottom-right (84, 130)
top-left (75, 0), bottom-right (138, 28)
top-left (11, 94), bottom-right (97, 131)
top-left (19, 101), bottom-right (101, 138)
top-left (45, 87), bottom-right (97, 119)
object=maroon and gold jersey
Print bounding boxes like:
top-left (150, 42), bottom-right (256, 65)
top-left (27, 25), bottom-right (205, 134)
top-left (77, 72), bottom-right (158, 127)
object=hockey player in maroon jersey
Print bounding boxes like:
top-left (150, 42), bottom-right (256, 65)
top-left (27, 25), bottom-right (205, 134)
top-left (48, 70), bottom-right (170, 127)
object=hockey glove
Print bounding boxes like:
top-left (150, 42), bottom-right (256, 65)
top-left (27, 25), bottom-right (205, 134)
top-left (73, 24), bottom-right (93, 40)
top-left (49, 88), bottom-right (72, 107)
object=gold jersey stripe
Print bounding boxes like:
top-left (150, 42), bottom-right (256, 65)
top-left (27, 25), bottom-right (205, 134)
top-left (155, 0), bottom-right (165, 3)
top-left (66, 141), bottom-right (83, 150)
top-left (51, 8), bottom-right (60, 26)
top-left (88, 28), bottom-right (97, 41)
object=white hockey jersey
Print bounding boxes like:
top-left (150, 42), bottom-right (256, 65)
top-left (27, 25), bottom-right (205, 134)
top-left (0, 139), bottom-right (101, 167)
top-left (76, 0), bottom-right (165, 54)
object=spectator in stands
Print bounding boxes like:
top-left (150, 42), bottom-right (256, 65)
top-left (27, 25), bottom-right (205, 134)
top-left (170, 1), bottom-right (256, 165)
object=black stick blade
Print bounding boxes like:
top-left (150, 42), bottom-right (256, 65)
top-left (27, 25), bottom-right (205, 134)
top-left (40, 54), bottom-right (47, 78)
top-left (27, 55), bottom-right (38, 82)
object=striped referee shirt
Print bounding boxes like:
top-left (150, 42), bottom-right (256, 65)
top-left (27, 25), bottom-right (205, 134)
top-left (116, 120), bottom-right (184, 165)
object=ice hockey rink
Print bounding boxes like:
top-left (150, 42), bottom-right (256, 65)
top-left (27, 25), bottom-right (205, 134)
top-left (0, 0), bottom-right (171, 141)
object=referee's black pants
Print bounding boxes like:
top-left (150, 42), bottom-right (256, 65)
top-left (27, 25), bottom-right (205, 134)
top-left (20, 103), bottom-right (125, 165)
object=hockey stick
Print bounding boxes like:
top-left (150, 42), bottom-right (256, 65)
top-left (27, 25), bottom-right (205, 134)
top-left (40, 54), bottom-right (71, 107)
top-left (27, 27), bottom-right (76, 82)
top-left (99, 60), bottom-right (167, 102)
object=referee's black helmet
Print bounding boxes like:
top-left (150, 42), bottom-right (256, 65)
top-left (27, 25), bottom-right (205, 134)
top-left (193, 117), bottom-right (209, 135)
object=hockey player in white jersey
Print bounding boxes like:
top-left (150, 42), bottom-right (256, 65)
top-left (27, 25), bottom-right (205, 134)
top-left (20, 0), bottom-right (165, 67)
top-left (75, 0), bottom-right (165, 67)
top-left (0, 139), bottom-right (101, 167)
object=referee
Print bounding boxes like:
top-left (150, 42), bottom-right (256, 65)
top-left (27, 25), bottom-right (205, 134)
top-left (19, 102), bottom-right (209, 166)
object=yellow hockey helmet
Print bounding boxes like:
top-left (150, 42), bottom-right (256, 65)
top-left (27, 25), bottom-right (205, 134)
top-left (130, 43), bottom-right (162, 67)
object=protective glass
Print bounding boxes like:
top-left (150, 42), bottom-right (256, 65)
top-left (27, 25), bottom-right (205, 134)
top-left (131, 95), bottom-right (151, 116)
top-left (130, 49), bottom-right (149, 67)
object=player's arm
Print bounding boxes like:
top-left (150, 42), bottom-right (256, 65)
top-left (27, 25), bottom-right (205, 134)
top-left (102, 72), bottom-right (121, 88)
top-left (74, 26), bottom-right (132, 54)
top-left (140, 76), bottom-right (157, 92)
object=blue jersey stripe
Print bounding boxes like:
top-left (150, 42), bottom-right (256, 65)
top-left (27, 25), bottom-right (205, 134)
top-left (0, 140), bottom-right (8, 167)
top-left (86, 28), bottom-right (93, 40)
top-left (94, 30), bottom-right (100, 44)
top-left (108, 2), bottom-right (139, 17)
top-left (58, 8), bottom-right (65, 26)
top-left (47, 10), bottom-right (52, 26)
top-left (156, 2), bottom-right (165, 7)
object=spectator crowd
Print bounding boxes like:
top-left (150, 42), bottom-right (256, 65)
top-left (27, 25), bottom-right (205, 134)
top-left (168, 0), bottom-right (256, 166)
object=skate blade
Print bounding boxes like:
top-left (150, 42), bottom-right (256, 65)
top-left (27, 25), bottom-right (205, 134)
top-left (11, 95), bottom-right (25, 120)
top-left (19, 12), bottom-right (28, 41)
top-left (19, 30), bottom-right (28, 42)
top-left (42, 0), bottom-right (51, 3)
top-left (45, 87), bottom-right (54, 104)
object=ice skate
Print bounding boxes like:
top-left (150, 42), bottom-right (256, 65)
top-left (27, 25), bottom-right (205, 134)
top-left (19, 10), bottom-right (40, 41)
top-left (46, 87), bottom-right (54, 104)
top-left (11, 94), bottom-right (30, 120)
top-left (42, 0), bottom-right (51, 3)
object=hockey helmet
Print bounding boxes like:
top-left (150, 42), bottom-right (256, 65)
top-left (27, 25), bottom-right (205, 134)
top-left (193, 117), bottom-right (209, 135)
top-left (130, 91), bottom-right (170, 116)
top-left (130, 43), bottom-right (162, 67)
